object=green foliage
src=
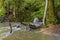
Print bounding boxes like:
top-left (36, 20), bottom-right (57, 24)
top-left (13, 0), bottom-right (45, 22)
top-left (54, 0), bottom-right (60, 23)
top-left (46, 0), bottom-right (57, 25)
top-left (0, 0), bottom-right (4, 17)
top-left (0, 0), bottom-right (60, 25)
top-left (0, 0), bottom-right (45, 22)
top-left (0, 8), bottom-right (6, 20)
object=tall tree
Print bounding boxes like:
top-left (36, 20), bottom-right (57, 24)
top-left (46, 0), bottom-right (56, 24)
top-left (43, 0), bottom-right (48, 25)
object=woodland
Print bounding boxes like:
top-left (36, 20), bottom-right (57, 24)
top-left (0, 0), bottom-right (60, 40)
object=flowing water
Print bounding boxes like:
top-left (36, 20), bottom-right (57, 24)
top-left (0, 22), bottom-right (60, 40)
top-left (0, 27), bottom-right (60, 40)
top-left (0, 27), bottom-right (21, 40)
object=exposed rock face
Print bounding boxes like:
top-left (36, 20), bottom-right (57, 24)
top-left (33, 17), bottom-right (39, 24)
top-left (30, 17), bottom-right (43, 26)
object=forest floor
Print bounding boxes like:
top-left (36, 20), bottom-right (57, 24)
top-left (41, 24), bottom-right (60, 34)
top-left (0, 22), bottom-right (60, 40)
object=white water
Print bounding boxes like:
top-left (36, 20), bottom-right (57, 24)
top-left (0, 27), bottom-right (21, 40)
top-left (0, 25), bottom-right (60, 40)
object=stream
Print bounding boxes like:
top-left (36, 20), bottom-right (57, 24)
top-left (0, 27), bottom-right (21, 40)
top-left (0, 22), bottom-right (60, 40)
top-left (0, 26), bottom-right (60, 40)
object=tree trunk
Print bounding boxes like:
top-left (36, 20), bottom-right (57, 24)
top-left (43, 0), bottom-right (48, 25)
top-left (13, 7), bottom-right (16, 17)
top-left (9, 21), bottom-right (12, 33)
top-left (46, 0), bottom-right (56, 24)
